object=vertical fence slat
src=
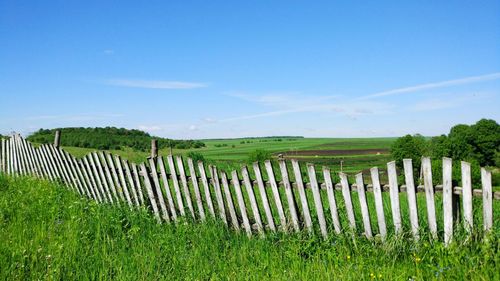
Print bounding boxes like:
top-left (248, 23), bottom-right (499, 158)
top-left (18, 136), bottom-right (35, 176)
top-left (220, 171), bottom-right (240, 231)
top-left (68, 155), bottom-right (92, 199)
top-left (322, 167), bottom-right (341, 234)
top-left (33, 145), bottom-right (48, 179)
top-left (115, 155), bottom-right (134, 207)
top-left (263, 160), bottom-right (287, 232)
top-left (167, 155), bottom-right (185, 216)
top-left (148, 158), bottom-right (170, 222)
top-left (20, 136), bottom-right (34, 175)
top-left (1, 138), bottom-right (5, 173)
top-left (13, 135), bottom-right (25, 175)
top-left (176, 156), bottom-right (195, 218)
top-left (355, 173), bottom-right (372, 238)
top-left (60, 151), bottom-right (83, 195)
top-left (198, 161), bottom-right (215, 218)
top-left (22, 138), bottom-right (40, 177)
top-left (83, 156), bottom-right (103, 202)
top-left (6, 139), bottom-right (11, 175)
top-left (210, 166), bottom-right (227, 225)
top-left (105, 153), bottom-right (125, 202)
top-left (21, 136), bottom-right (35, 175)
top-left (12, 136), bottom-right (19, 175)
top-left (403, 159), bottom-right (420, 240)
top-left (88, 153), bottom-right (109, 202)
top-left (252, 162), bottom-right (276, 232)
top-left (81, 157), bottom-right (99, 201)
top-left (187, 158), bottom-right (205, 220)
top-left (57, 146), bottom-right (79, 190)
top-left (28, 142), bottom-right (41, 176)
top-left (54, 148), bottom-right (74, 189)
top-left (340, 172), bottom-right (356, 230)
top-left (291, 159), bottom-right (313, 232)
top-left (422, 157), bottom-right (437, 238)
top-left (232, 170), bottom-right (251, 236)
top-left (481, 168), bottom-right (493, 232)
top-left (42, 145), bottom-right (59, 180)
top-left (10, 138), bottom-right (17, 175)
top-left (5, 139), bottom-right (10, 175)
top-left (442, 157), bottom-right (453, 245)
top-left (93, 152), bottom-right (114, 203)
top-left (307, 163), bottom-right (328, 238)
top-left (123, 159), bottom-right (140, 207)
top-left (98, 152), bottom-right (120, 203)
top-left (48, 145), bottom-right (70, 185)
top-left (75, 159), bottom-right (95, 199)
top-left (139, 163), bottom-right (161, 223)
top-left (461, 161), bottom-right (473, 232)
top-left (52, 145), bottom-right (74, 188)
top-left (157, 156), bottom-right (178, 220)
top-left (131, 163), bottom-right (145, 206)
top-left (242, 166), bottom-right (263, 234)
top-left (12, 136), bottom-right (25, 175)
top-left (43, 145), bottom-right (62, 180)
top-left (71, 157), bottom-right (97, 200)
top-left (387, 161), bottom-right (402, 235)
top-left (277, 160), bottom-right (300, 232)
top-left (370, 167), bottom-right (386, 239)
top-left (88, 152), bottom-right (111, 202)
top-left (26, 141), bottom-right (44, 177)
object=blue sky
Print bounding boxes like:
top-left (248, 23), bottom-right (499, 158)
top-left (1, 1), bottom-right (499, 139)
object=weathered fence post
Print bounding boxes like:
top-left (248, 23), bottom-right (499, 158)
top-left (151, 139), bottom-right (158, 159)
top-left (54, 130), bottom-right (61, 148)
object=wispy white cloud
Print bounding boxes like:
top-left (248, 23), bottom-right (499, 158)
top-left (103, 49), bottom-right (114, 55)
top-left (358, 72), bottom-right (500, 100)
top-left (220, 72), bottom-right (500, 123)
top-left (106, 79), bottom-right (207, 89)
top-left (138, 125), bottom-right (162, 132)
top-left (219, 100), bottom-right (393, 122)
top-left (226, 91), bottom-right (341, 109)
top-left (411, 92), bottom-right (490, 112)
top-left (202, 117), bottom-right (217, 123)
top-left (24, 113), bottom-right (124, 121)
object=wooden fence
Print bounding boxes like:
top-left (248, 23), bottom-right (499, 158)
top-left (0, 134), bottom-right (497, 245)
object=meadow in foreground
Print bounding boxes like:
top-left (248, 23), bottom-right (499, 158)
top-left (0, 175), bottom-right (498, 280)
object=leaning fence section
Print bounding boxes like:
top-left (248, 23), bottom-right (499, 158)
top-left (0, 134), bottom-right (497, 244)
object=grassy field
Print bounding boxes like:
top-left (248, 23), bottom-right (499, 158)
top-left (1, 175), bottom-right (498, 280)
top-left (62, 137), bottom-right (396, 175)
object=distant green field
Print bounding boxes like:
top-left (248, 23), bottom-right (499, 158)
top-left (60, 137), bottom-right (396, 177)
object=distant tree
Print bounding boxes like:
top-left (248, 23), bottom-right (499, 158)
top-left (430, 135), bottom-right (451, 158)
top-left (390, 134), bottom-right (429, 169)
top-left (26, 127), bottom-right (205, 151)
top-left (447, 124), bottom-right (474, 161)
top-left (469, 119), bottom-right (500, 166)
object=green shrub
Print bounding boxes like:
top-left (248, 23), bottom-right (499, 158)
top-left (186, 151), bottom-right (205, 163)
top-left (248, 149), bottom-right (271, 163)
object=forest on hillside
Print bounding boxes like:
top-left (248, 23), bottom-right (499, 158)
top-left (26, 127), bottom-right (205, 151)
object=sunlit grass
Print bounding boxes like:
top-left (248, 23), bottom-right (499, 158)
top-left (0, 175), bottom-right (498, 280)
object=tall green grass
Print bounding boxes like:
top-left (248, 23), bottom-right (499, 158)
top-left (0, 175), bottom-right (498, 280)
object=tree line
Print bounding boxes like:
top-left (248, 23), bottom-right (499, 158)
top-left (391, 119), bottom-right (499, 187)
top-left (27, 127), bottom-right (205, 151)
